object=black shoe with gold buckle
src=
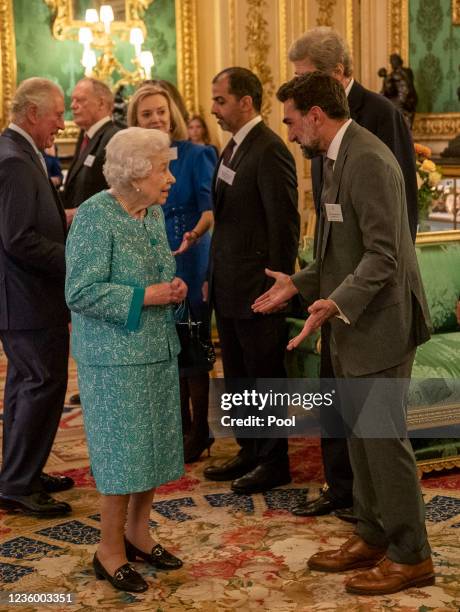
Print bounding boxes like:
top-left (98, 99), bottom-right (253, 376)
top-left (93, 553), bottom-right (148, 593)
top-left (125, 539), bottom-right (183, 570)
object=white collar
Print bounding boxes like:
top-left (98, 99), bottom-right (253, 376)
top-left (86, 116), bottom-right (112, 139)
top-left (232, 115), bottom-right (262, 148)
top-left (344, 78), bottom-right (354, 97)
top-left (8, 123), bottom-right (42, 156)
top-left (326, 118), bottom-right (353, 163)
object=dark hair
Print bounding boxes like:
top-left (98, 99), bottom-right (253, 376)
top-left (188, 114), bottom-right (211, 145)
top-left (212, 67), bottom-right (263, 112)
top-left (277, 72), bottom-right (350, 120)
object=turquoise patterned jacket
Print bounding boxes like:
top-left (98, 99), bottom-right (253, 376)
top-left (65, 191), bottom-right (180, 365)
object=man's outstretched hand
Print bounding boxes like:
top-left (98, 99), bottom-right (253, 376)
top-left (251, 268), bottom-right (298, 314)
top-left (287, 299), bottom-right (339, 350)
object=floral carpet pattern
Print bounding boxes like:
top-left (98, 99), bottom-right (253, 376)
top-left (0, 356), bottom-right (459, 611)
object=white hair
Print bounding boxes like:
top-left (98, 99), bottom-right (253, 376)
top-left (103, 127), bottom-right (170, 191)
top-left (10, 77), bottom-right (63, 121)
top-left (288, 27), bottom-right (353, 77)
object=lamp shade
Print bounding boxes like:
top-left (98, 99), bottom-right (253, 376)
top-left (78, 27), bottom-right (93, 45)
top-left (140, 50), bottom-right (154, 79)
top-left (100, 5), bottom-right (114, 24)
top-left (85, 9), bottom-right (99, 23)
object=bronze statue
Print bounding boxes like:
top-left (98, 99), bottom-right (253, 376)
top-left (378, 54), bottom-right (418, 128)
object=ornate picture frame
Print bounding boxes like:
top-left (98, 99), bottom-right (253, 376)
top-left (0, 0), bottom-right (198, 132)
top-left (388, 0), bottom-right (460, 141)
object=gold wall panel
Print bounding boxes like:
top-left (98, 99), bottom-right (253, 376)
top-left (0, 0), bottom-right (16, 130)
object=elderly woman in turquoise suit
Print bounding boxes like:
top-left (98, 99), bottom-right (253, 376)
top-left (65, 127), bottom-right (187, 594)
top-left (128, 84), bottom-right (217, 463)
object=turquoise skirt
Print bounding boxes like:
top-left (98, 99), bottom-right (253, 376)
top-left (77, 358), bottom-right (184, 495)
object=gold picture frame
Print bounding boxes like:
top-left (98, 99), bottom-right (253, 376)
top-left (0, 0), bottom-right (198, 133)
top-left (388, 0), bottom-right (460, 141)
top-left (43, 0), bottom-right (151, 40)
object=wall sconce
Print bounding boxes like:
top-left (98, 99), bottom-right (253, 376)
top-left (79, 4), bottom-right (154, 87)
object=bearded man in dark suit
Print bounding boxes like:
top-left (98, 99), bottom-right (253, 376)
top-left (253, 72), bottom-right (433, 596)
top-left (63, 78), bottom-right (121, 224)
top-left (0, 78), bottom-right (72, 516)
top-left (203, 67), bottom-right (300, 493)
top-left (288, 27), bottom-right (419, 519)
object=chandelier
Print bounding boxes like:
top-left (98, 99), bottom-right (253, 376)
top-left (78, 4), bottom-right (154, 88)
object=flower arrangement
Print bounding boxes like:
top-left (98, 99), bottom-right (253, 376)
top-left (414, 143), bottom-right (443, 222)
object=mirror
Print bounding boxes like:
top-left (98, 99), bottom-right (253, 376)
top-left (72, 1), bottom-right (126, 21)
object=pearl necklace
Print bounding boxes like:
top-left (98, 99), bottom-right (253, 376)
top-left (112, 191), bottom-right (146, 220)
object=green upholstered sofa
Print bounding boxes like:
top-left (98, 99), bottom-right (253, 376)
top-left (286, 230), bottom-right (460, 475)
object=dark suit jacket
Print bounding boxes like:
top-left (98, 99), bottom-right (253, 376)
top-left (293, 122), bottom-right (430, 376)
top-left (311, 80), bottom-right (418, 241)
top-left (63, 120), bottom-right (121, 209)
top-left (0, 129), bottom-right (69, 329)
top-left (210, 121), bottom-right (300, 318)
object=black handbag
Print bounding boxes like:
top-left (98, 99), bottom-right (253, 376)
top-left (175, 300), bottom-right (216, 370)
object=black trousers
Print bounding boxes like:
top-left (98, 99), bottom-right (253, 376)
top-left (319, 323), bottom-right (353, 504)
top-left (0, 327), bottom-right (69, 495)
top-left (215, 313), bottom-right (289, 467)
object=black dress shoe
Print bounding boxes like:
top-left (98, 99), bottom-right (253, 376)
top-left (334, 507), bottom-right (358, 523)
top-left (291, 492), bottom-right (350, 517)
top-left (203, 455), bottom-right (256, 481)
top-left (69, 393), bottom-right (81, 405)
top-left (40, 473), bottom-right (75, 493)
top-left (0, 492), bottom-right (72, 517)
top-left (125, 539), bottom-right (183, 570)
top-left (93, 553), bottom-right (148, 593)
top-left (231, 464), bottom-right (291, 494)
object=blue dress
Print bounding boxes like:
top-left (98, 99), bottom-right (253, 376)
top-left (65, 191), bottom-right (183, 495)
top-left (164, 140), bottom-right (217, 369)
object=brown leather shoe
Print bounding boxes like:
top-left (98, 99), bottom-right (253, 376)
top-left (307, 535), bottom-right (386, 573)
top-left (345, 556), bottom-right (435, 595)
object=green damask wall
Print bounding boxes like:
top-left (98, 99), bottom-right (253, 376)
top-left (13, 0), bottom-right (177, 120)
top-left (409, 0), bottom-right (460, 113)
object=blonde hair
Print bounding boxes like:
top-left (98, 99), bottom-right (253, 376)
top-left (127, 84), bottom-right (188, 140)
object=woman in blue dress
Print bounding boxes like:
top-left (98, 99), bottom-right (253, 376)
top-left (66, 127), bottom-right (187, 593)
top-left (128, 84), bottom-right (217, 463)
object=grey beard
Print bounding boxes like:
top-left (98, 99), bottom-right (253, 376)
top-left (301, 144), bottom-right (321, 159)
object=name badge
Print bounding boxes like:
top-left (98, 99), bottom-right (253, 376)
top-left (169, 147), bottom-right (178, 160)
top-left (217, 163), bottom-right (236, 186)
top-left (84, 154), bottom-right (95, 168)
top-left (325, 203), bottom-right (343, 222)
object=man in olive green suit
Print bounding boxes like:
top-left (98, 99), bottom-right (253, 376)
top-left (253, 72), bottom-right (435, 596)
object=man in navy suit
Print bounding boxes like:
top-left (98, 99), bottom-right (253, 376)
top-left (0, 78), bottom-right (72, 516)
top-left (287, 27), bottom-right (419, 519)
top-left (63, 78), bottom-right (121, 222)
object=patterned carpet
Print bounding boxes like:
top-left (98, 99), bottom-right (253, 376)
top-left (0, 356), bottom-right (460, 611)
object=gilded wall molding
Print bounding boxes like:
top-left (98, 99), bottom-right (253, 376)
top-left (278, 0), bottom-right (288, 87)
top-left (413, 113), bottom-right (460, 140)
top-left (175, 0), bottom-right (199, 115)
top-left (389, 0), bottom-right (460, 141)
top-left (345, 0), bottom-right (353, 56)
top-left (0, 0), bottom-right (17, 130)
top-left (388, 0), bottom-right (408, 64)
top-left (453, 0), bottom-right (460, 25)
top-left (245, 0), bottom-right (275, 119)
top-left (316, 0), bottom-right (337, 27)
